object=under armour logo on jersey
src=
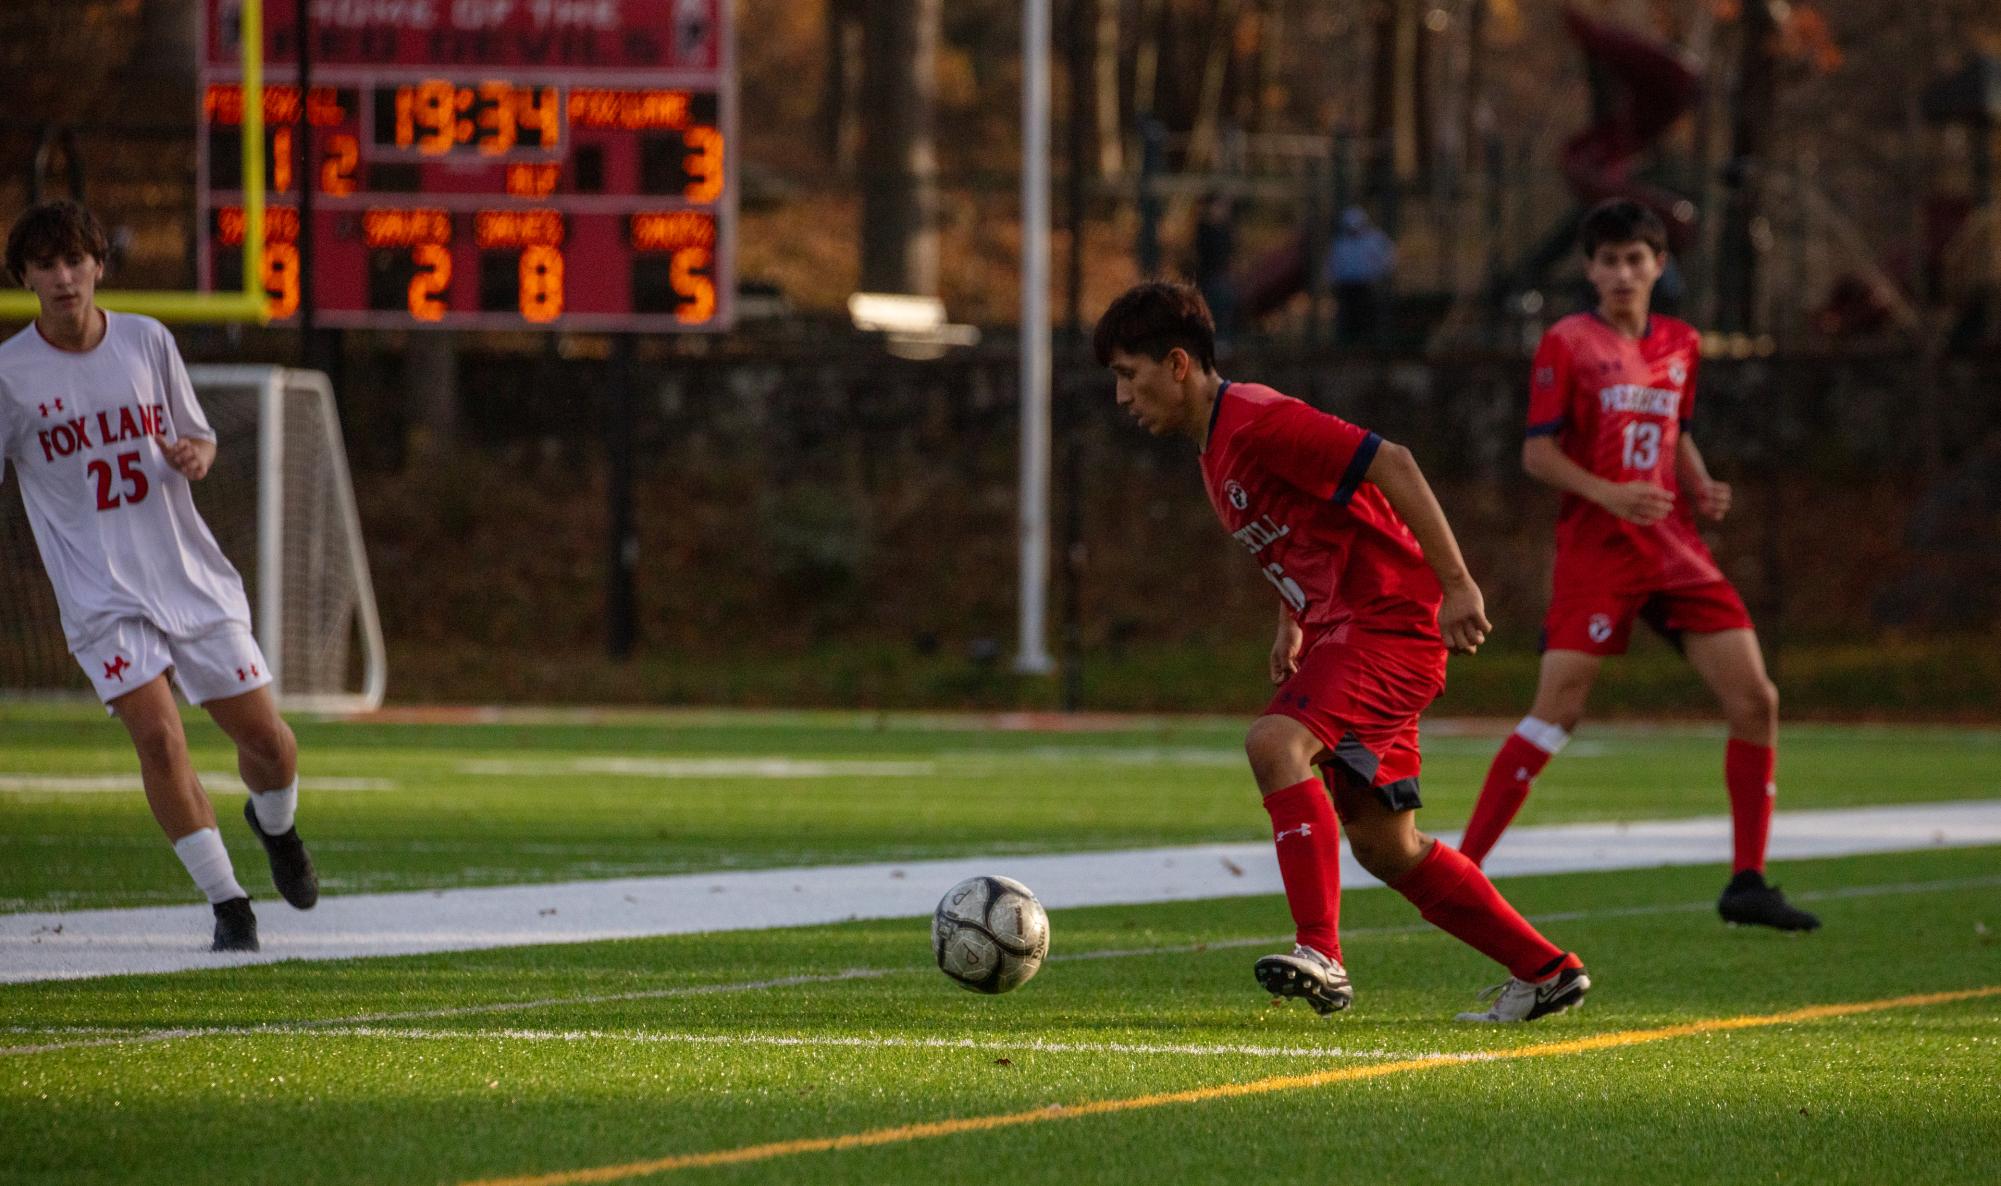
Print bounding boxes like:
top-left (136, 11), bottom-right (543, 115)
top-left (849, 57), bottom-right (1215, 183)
top-left (102, 655), bottom-right (130, 682)
top-left (1588, 614), bottom-right (1614, 643)
top-left (1275, 823), bottom-right (1313, 843)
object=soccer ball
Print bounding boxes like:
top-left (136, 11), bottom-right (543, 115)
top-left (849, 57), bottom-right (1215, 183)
top-left (932, 875), bottom-right (1050, 994)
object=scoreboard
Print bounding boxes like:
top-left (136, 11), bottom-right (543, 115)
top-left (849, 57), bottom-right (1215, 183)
top-left (197, 0), bottom-right (733, 331)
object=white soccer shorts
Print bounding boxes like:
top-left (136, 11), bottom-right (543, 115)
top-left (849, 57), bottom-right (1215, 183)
top-left (77, 619), bottom-right (273, 707)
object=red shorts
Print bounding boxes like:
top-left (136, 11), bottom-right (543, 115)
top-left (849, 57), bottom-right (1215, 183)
top-left (1264, 633), bottom-right (1446, 813)
top-left (1542, 579), bottom-right (1754, 656)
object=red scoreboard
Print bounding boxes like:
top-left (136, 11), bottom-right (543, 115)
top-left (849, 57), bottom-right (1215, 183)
top-left (198, 0), bottom-right (734, 331)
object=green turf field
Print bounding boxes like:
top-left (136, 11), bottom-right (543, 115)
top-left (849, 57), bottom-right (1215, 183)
top-left (1, 704), bottom-right (1996, 910)
top-left (3, 847), bottom-right (1997, 1185)
top-left (2, 707), bottom-right (1997, 1184)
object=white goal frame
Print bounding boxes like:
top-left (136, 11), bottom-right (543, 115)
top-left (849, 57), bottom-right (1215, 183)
top-left (191, 365), bottom-right (387, 714)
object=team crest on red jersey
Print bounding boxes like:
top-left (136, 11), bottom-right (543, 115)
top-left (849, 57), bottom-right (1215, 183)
top-left (1224, 480), bottom-right (1249, 510)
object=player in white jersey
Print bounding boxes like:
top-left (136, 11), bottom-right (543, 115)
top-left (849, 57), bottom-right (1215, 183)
top-left (1, 200), bottom-right (318, 951)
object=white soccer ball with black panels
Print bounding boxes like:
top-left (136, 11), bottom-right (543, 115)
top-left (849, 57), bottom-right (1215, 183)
top-left (932, 875), bottom-right (1050, 994)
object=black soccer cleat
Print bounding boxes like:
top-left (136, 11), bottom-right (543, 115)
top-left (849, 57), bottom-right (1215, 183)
top-left (1456, 962), bottom-right (1591, 1023)
top-left (1718, 870), bottom-right (1821, 932)
top-left (211, 896), bottom-right (260, 952)
top-left (1254, 944), bottom-right (1354, 1016)
top-left (243, 797), bottom-right (319, 910)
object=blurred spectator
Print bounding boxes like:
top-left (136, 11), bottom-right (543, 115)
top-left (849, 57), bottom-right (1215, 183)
top-left (1326, 206), bottom-right (1395, 347)
top-left (1194, 191), bottom-right (1239, 339)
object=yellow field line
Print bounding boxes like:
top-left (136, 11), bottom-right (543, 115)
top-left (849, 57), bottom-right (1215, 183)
top-left (463, 985), bottom-right (2001, 1186)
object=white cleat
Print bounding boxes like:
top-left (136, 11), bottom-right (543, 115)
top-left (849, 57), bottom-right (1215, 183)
top-left (1254, 944), bottom-right (1354, 1016)
top-left (1455, 963), bottom-right (1591, 1023)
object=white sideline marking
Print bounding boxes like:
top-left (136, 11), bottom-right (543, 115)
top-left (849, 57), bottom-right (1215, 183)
top-left (3, 873), bottom-right (1995, 1058)
top-left (456, 758), bottom-right (935, 779)
top-left (0, 773), bottom-right (396, 794)
top-left (1, 1025), bottom-right (1473, 1063)
top-left (2, 801), bottom-right (1998, 985)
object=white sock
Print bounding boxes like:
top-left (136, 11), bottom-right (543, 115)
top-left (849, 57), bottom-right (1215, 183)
top-left (173, 828), bottom-right (248, 904)
top-left (1515, 715), bottom-right (1572, 756)
top-left (249, 779), bottom-right (298, 834)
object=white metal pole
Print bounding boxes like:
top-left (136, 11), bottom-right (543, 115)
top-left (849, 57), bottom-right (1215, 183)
top-left (1016, 0), bottom-right (1056, 675)
top-left (256, 370), bottom-right (287, 696)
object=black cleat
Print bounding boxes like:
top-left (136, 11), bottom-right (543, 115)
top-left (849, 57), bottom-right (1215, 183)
top-left (1718, 870), bottom-right (1821, 932)
top-left (1456, 962), bottom-right (1591, 1022)
top-left (211, 896), bottom-right (259, 952)
top-left (243, 797), bottom-right (319, 909)
top-left (1254, 944), bottom-right (1354, 1016)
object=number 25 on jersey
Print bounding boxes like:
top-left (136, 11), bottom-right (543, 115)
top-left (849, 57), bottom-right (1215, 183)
top-left (88, 451), bottom-right (149, 511)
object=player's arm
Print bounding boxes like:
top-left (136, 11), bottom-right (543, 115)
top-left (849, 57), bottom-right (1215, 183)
top-left (1676, 434), bottom-right (1730, 521)
top-left (151, 321), bottom-right (219, 481)
top-left (1270, 601), bottom-right (1303, 684)
top-left (1364, 442), bottom-right (1492, 654)
top-left (1521, 436), bottom-right (1674, 526)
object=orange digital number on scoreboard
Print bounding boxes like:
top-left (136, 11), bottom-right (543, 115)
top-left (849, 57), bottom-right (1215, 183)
top-left (389, 80), bottom-right (562, 156)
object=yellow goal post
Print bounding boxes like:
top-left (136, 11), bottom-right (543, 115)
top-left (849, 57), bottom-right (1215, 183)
top-left (0, 0), bottom-right (267, 324)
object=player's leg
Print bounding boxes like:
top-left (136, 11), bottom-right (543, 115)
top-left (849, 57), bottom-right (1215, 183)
top-left (176, 626), bottom-right (319, 910)
top-left (1243, 713), bottom-right (1352, 1014)
top-left (1461, 648), bottom-right (1603, 866)
top-left (108, 675), bottom-right (257, 951)
top-left (203, 684), bottom-right (318, 910)
top-left (1682, 624), bottom-right (1818, 930)
top-left (1336, 778), bottom-right (1586, 1020)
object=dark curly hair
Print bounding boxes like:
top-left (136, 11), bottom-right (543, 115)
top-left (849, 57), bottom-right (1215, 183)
top-left (6, 199), bottom-right (109, 285)
top-left (1092, 281), bottom-right (1217, 373)
top-left (1578, 199), bottom-right (1668, 259)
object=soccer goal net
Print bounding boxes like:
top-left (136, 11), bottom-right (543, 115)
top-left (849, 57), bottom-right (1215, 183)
top-left (0, 365), bottom-right (386, 712)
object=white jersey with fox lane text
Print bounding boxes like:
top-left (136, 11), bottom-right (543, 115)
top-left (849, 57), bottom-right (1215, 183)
top-left (0, 312), bottom-right (251, 652)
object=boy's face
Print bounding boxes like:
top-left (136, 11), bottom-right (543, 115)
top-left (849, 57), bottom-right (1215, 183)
top-left (21, 247), bottom-right (103, 317)
top-left (1584, 239), bottom-right (1664, 317)
top-left (1107, 347), bottom-right (1193, 436)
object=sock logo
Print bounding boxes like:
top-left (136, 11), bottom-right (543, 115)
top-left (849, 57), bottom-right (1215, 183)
top-left (1275, 823), bottom-right (1313, 843)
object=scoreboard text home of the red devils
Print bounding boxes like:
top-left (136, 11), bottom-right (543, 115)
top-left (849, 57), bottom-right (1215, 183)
top-left (197, 0), bottom-right (735, 332)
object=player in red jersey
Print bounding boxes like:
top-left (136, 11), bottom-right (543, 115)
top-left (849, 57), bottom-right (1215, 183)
top-left (1094, 281), bottom-right (1589, 1022)
top-left (1458, 199), bottom-right (1818, 931)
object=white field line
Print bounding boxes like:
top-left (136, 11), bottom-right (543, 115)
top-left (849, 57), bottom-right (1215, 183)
top-left (456, 758), bottom-right (937, 779)
top-left (0, 1024), bottom-right (1483, 1064)
top-left (5, 800), bottom-right (2000, 985)
top-left (0, 773), bottom-right (395, 794)
top-left (5, 872), bottom-right (1995, 1059)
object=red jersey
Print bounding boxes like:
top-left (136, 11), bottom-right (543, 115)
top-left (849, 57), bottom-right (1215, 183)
top-left (1526, 313), bottom-right (1723, 594)
top-left (1200, 382), bottom-right (1442, 646)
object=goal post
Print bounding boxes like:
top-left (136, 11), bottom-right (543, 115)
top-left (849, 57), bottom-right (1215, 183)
top-left (197, 365), bottom-right (387, 713)
top-left (0, 366), bottom-right (387, 713)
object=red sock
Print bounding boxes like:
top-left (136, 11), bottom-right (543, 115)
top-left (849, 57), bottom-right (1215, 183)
top-left (1390, 841), bottom-right (1572, 981)
top-left (1461, 732), bottom-right (1556, 865)
top-left (1262, 777), bottom-right (1342, 962)
top-left (1726, 739), bottom-right (1776, 875)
